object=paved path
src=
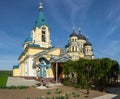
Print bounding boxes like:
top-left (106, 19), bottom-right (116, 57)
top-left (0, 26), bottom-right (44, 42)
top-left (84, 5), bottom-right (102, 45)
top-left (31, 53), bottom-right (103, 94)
top-left (6, 77), bottom-right (62, 87)
top-left (6, 77), bottom-right (39, 86)
top-left (93, 87), bottom-right (120, 99)
top-left (93, 94), bottom-right (117, 99)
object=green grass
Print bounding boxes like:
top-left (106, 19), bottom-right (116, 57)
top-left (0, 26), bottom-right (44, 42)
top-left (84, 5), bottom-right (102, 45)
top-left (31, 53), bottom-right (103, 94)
top-left (0, 76), bottom-right (8, 87)
top-left (0, 70), bottom-right (12, 87)
top-left (0, 70), bottom-right (12, 77)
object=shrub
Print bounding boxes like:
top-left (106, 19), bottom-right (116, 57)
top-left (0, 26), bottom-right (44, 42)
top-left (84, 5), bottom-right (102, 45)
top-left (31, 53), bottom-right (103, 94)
top-left (8, 86), bottom-right (17, 89)
top-left (26, 97), bottom-right (30, 99)
top-left (46, 90), bottom-right (51, 94)
top-left (55, 88), bottom-right (62, 94)
top-left (18, 86), bottom-right (29, 89)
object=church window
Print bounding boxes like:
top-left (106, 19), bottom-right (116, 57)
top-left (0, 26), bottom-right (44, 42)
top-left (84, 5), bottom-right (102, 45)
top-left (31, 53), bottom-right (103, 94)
top-left (72, 46), bottom-right (74, 52)
top-left (75, 46), bottom-right (77, 51)
top-left (72, 39), bottom-right (74, 41)
top-left (42, 27), bottom-right (46, 42)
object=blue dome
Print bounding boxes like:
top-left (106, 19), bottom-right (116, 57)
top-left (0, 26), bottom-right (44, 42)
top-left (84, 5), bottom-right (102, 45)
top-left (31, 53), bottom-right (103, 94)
top-left (24, 37), bottom-right (32, 43)
top-left (78, 33), bottom-right (86, 40)
top-left (35, 4), bottom-right (48, 27)
top-left (70, 31), bottom-right (77, 37)
top-left (84, 40), bottom-right (92, 46)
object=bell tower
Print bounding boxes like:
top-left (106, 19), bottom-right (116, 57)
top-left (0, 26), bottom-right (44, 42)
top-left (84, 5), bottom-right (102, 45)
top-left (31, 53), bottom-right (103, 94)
top-left (31, 3), bottom-right (52, 48)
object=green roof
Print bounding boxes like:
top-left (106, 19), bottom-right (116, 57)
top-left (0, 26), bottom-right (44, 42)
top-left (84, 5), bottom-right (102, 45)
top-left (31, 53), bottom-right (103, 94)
top-left (24, 37), bottom-right (32, 43)
top-left (35, 6), bottom-right (48, 27)
top-left (13, 65), bottom-right (19, 69)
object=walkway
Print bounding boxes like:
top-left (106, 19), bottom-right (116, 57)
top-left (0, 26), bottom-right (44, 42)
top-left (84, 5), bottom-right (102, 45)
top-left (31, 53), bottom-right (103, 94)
top-left (6, 77), bottom-right (39, 87)
top-left (6, 77), bottom-right (62, 87)
top-left (93, 87), bottom-right (120, 99)
top-left (93, 94), bottom-right (117, 99)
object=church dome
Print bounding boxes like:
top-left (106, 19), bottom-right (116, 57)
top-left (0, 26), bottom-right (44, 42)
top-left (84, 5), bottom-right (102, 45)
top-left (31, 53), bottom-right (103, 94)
top-left (24, 37), bottom-right (32, 43)
top-left (78, 33), bottom-right (86, 40)
top-left (84, 40), bottom-right (92, 46)
top-left (35, 3), bottom-right (48, 27)
top-left (70, 30), bottom-right (77, 37)
top-left (65, 43), bottom-right (69, 48)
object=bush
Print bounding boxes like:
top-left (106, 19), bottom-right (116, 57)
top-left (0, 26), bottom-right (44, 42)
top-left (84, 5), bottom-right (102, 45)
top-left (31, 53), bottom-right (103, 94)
top-left (46, 90), bottom-right (51, 94)
top-left (55, 88), bottom-right (62, 94)
top-left (18, 86), bottom-right (29, 89)
top-left (0, 85), bottom-right (29, 89)
top-left (8, 86), bottom-right (17, 89)
top-left (63, 79), bottom-right (74, 87)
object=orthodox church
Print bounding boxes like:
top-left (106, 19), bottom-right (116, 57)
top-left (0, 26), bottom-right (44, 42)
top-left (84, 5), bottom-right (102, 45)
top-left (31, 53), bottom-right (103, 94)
top-left (13, 3), bottom-right (66, 79)
top-left (13, 3), bottom-right (94, 80)
top-left (65, 29), bottom-right (94, 60)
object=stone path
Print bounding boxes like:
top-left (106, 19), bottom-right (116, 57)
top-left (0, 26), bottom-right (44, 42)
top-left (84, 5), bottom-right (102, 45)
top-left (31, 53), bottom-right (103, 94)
top-left (93, 94), bottom-right (117, 99)
top-left (6, 77), bottom-right (39, 86)
top-left (6, 77), bottom-right (62, 87)
top-left (93, 87), bottom-right (120, 99)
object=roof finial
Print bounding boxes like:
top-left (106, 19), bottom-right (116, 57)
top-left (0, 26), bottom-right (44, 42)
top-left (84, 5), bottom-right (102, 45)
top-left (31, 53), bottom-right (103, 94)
top-left (72, 26), bottom-right (75, 32)
top-left (78, 27), bottom-right (81, 34)
top-left (39, 2), bottom-right (43, 10)
top-left (86, 36), bottom-right (88, 41)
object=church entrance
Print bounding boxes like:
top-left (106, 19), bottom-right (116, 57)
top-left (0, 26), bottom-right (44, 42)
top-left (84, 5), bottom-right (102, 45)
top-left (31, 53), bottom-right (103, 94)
top-left (51, 62), bottom-right (63, 81)
top-left (50, 53), bottom-right (72, 83)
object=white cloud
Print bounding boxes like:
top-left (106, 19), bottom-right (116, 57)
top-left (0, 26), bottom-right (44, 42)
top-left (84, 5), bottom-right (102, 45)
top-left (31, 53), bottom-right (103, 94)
top-left (96, 40), bottom-right (120, 63)
top-left (45, 0), bottom-right (94, 32)
top-left (106, 25), bottom-right (118, 37)
top-left (103, 40), bottom-right (120, 56)
top-left (104, 1), bottom-right (120, 39)
top-left (66, 0), bottom-right (94, 25)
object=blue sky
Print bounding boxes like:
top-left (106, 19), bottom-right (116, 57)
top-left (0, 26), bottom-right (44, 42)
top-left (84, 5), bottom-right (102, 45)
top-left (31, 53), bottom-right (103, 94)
top-left (0, 0), bottom-right (120, 70)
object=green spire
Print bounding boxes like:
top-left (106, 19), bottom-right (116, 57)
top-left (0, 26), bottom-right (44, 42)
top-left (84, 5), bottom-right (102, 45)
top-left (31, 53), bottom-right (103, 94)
top-left (35, 3), bottom-right (48, 27)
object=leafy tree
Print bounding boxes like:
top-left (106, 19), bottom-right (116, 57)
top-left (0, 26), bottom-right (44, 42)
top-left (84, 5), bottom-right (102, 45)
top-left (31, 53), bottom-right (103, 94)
top-left (63, 57), bottom-right (119, 93)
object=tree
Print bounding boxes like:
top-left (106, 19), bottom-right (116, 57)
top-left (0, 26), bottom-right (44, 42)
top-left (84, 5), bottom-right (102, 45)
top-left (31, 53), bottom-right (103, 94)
top-left (63, 57), bottom-right (119, 93)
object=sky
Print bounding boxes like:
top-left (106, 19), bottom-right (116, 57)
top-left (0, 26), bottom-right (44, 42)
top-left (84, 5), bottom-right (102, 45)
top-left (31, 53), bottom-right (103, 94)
top-left (0, 0), bottom-right (120, 70)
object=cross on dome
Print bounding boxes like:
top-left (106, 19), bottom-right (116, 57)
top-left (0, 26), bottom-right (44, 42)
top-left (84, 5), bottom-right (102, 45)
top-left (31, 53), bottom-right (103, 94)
top-left (39, 2), bottom-right (43, 10)
top-left (78, 27), bottom-right (81, 33)
top-left (72, 26), bottom-right (75, 32)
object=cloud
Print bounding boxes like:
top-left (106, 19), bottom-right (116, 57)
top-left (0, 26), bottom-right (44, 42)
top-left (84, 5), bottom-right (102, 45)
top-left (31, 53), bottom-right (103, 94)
top-left (106, 26), bottom-right (118, 37)
top-left (103, 40), bottom-right (120, 57)
top-left (106, 0), bottom-right (120, 20)
top-left (96, 40), bottom-right (120, 63)
top-left (44, 0), bottom-right (94, 32)
top-left (104, 1), bottom-right (120, 39)
top-left (65, 0), bottom-right (94, 26)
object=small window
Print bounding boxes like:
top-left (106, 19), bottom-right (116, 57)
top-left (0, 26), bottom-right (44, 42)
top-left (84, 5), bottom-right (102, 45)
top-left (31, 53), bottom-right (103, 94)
top-left (75, 46), bottom-right (77, 51)
top-left (42, 27), bottom-right (46, 42)
top-left (72, 46), bottom-right (74, 52)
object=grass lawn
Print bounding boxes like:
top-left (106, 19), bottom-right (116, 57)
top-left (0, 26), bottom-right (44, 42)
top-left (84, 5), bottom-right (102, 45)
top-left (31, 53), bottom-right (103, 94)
top-left (0, 70), bottom-right (12, 87)
top-left (0, 76), bottom-right (8, 87)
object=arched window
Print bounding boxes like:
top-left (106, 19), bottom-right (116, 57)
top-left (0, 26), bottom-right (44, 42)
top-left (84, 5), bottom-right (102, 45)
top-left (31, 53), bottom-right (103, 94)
top-left (75, 46), bottom-right (77, 51)
top-left (72, 46), bottom-right (74, 52)
top-left (42, 27), bottom-right (46, 42)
